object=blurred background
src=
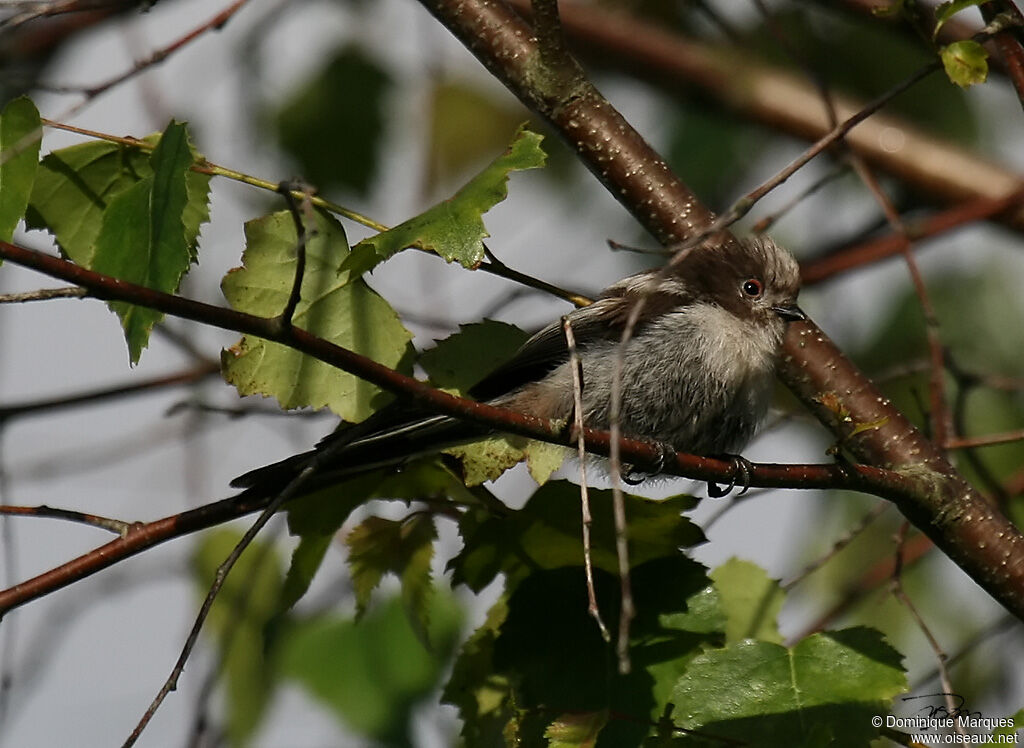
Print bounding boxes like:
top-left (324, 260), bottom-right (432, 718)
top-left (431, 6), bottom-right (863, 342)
top-left (2, 0), bottom-right (1024, 745)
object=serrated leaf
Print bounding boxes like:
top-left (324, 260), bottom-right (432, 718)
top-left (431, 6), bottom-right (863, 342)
top-left (710, 558), bottom-right (784, 644)
top-left (221, 210), bottom-right (413, 421)
top-left (419, 320), bottom-right (530, 394)
top-left (0, 96), bottom-right (41, 243)
top-left (445, 433), bottom-right (567, 487)
top-left (278, 593), bottom-right (462, 743)
top-left (934, 0), bottom-right (986, 37)
top-left (277, 463), bottom-right (457, 619)
top-left (545, 710), bottom-right (608, 747)
top-left (356, 125), bottom-right (546, 268)
top-left (671, 627), bottom-right (907, 748)
top-left (276, 532), bottom-right (333, 616)
top-left (275, 47), bottom-right (390, 196)
top-left (941, 40), bottom-right (989, 88)
top-left (346, 514), bottom-right (437, 644)
top-left (91, 121), bottom-right (194, 363)
top-left (449, 480), bottom-right (703, 592)
top-left (191, 529), bottom-right (283, 746)
top-left (26, 129), bottom-right (209, 265)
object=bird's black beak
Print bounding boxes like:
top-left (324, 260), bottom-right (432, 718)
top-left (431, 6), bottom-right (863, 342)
top-left (772, 303), bottom-right (806, 322)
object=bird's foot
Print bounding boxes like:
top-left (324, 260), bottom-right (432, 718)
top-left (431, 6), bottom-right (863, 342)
top-left (706, 454), bottom-right (753, 498)
top-left (622, 440), bottom-right (676, 485)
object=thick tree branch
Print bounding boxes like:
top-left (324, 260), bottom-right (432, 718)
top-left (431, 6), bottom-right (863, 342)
top-left (416, 0), bottom-right (1024, 622)
top-left (515, 0), bottom-right (1024, 232)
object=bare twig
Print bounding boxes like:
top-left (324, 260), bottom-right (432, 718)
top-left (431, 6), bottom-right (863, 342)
top-left (45, 0), bottom-right (252, 102)
top-left (562, 316), bottom-right (609, 642)
top-left (0, 504), bottom-right (133, 535)
top-left (890, 522), bottom-right (963, 736)
top-left (122, 469), bottom-right (305, 747)
top-left (782, 501), bottom-right (892, 591)
top-left (0, 362), bottom-right (220, 424)
top-left (801, 188), bottom-right (1024, 285)
top-left (0, 286), bottom-right (87, 303)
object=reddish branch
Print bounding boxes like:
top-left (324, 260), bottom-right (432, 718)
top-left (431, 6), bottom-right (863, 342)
top-left (0, 239), bottom-right (922, 614)
top-left (511, 0), bottom-right (1024, 231)
top-left (0, 363), bottom-right (219, 423)
top-left (416, 0), bottom-right (1024, 621)
top-left (801, 188), bottom-right (1024, 284)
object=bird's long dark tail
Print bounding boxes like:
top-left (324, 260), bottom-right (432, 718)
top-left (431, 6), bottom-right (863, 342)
top-left (229, 406), bottom-right (487, 499)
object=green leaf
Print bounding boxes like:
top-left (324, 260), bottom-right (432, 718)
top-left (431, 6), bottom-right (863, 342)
top-left (274, 47), bottom-right (390, 196)
top-left (934, 0), bottom-right (986, 37)
top-left (221, 209), bottom-right (413, 421)
top-left (356, 125), bottom-right (546, 268)
top-left (279, 462), bottom-right (468, 617)
top-left (544, 710), bottom-right (608, 748)
top-left (443, 433), bottom-right (564, 487)
top-left (278, 593), bottom-right (462, 744)
top-left (26, 129), bottom-right (209, 265)
top-left (993, 708), bottom-right (1024, 738)
top-left (450, 480), bottom-right (703, 593)
top-left (670, 627), bottom-right (907, 748)
top-left (346, 514), bottom-right (437, 644)
top-left (941, 40), bottom-right (989, 88)
top-left (419, 320), bottom-right (529, 394)
top-left (0, 96), bottom-right (41, 243)
top-left (192, 529), bottom-right (283, 747)
top-left (91, 121), bottom-right (195, 363)
top-left (276, 532), bottom-right (333, 616)
top-left (425, 80), bottom-right (524, 193)
top-left (710, 558), bottom-right (784, 644)
top-left (25, 122), bottom-right (210, 363)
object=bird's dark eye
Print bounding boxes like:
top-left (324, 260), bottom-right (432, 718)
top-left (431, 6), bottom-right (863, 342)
top-left (742, 278), bottom-right (763, 297)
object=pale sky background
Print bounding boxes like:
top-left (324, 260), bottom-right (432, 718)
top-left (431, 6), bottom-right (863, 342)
top-left (1, 1), bottom-right (1023, 746)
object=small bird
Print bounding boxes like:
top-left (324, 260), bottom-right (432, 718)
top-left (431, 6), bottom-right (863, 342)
top-left (231, 236), bottom-right (804, 497)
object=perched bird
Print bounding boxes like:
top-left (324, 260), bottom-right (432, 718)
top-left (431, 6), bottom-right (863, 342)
top-left (232, 236), bottom-right (804, 497)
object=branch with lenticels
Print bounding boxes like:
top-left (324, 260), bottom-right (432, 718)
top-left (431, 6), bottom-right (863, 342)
top-left (0, 238), bottom-right (926, 613)
top-left (415, 0), bottom-right (1024, 621)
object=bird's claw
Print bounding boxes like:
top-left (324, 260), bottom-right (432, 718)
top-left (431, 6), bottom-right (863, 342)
top-left (622, 441), bottom-right (676, 485)
top-left (706, 454), bottom-right (753, 498)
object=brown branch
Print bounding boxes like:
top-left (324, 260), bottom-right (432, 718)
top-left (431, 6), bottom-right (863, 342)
top-left (43, 0), bottom-right (252, 101)
top-left (0, 286), bottom-right (87, 303)
top-left (0, 362), bottom-right (220, 423)
top-left (0, 504), bottom-right (132, 535)
top-left (976, 2), bottom-right (1024, 110)
top-left (0, 240), bottom-right (925, 614)
top-left (418, 0), bottom-right (1024, 623)
top-left (523, 0), bottom-right (1024, 231)
top-left (801, 188), bottom-right (1024, 284)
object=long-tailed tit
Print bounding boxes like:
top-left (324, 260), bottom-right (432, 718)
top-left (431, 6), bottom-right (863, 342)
top-left (232, 236), bottom-right (804, 496)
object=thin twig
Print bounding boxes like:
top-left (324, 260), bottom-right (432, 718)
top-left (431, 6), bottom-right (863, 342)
top-left (122, 467), bottom-right (308, 747)
top-left (702, 60), bottom-right (942, 238)
top-left (847, 154), bottom-right (952, 450)
top-left (890, 522), bottom-right (964, 737)
top-left (46, 0), bottom-right (252, 101)
top-left (0, 504), bottom-right (133, 536)
top-left (38, 118), bottom-right (592, 308)
top-left (0, 286), bottom-right (87, 303)
top-left (0, 362), bottom-right (221, 424)
top-left (782, 501), bottom-right (891, 591)
top-left (562, 316), bottom-right (609, 642)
